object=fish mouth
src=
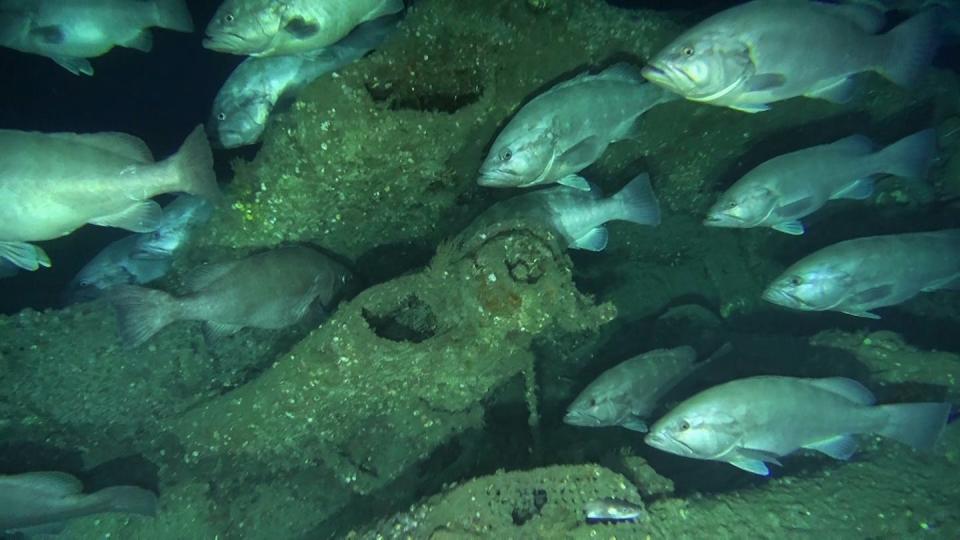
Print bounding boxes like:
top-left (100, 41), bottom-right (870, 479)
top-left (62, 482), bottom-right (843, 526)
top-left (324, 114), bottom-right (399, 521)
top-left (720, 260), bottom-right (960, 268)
top-left (202, 32), bottom-right (251, 54)
top-left (761, 287), bottom-right (798, 307)
top-left (641, 64), bottom-right (667, 81)
top-left (703, 210), bottom-right (748, 228)
top-left (642, 62), bottom-right (691, 87)
top-left (477, 170), bottom-right (517, 187)
top-left (645, 431), bottom-right (694, 456)
top-left (562, 411), bottom-right (597, 427)
top-left (644, 431), bottom-right (669, 449)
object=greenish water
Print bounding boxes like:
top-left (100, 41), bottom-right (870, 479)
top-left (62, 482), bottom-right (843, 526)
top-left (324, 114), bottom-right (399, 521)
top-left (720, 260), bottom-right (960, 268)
top-left (1, 0), bottom-right (958, 538)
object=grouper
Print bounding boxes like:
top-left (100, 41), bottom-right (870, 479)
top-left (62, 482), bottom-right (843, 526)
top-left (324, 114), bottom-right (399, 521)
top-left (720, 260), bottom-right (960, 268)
top-left (209, 13), bottom-right (398, 148)
top-left (704, 129), bottom-right (937, 235)
top-left (0, 0), bottom-right (194, 75)
top-left (645, 375), bottom-right (950, 475)
top-left (109, 246), bottom-right (351, 347)
top-left (0, 125), bottom-right (221, 271)
top-left (203, 0), bottom-right (403, 56)
top-left (464, 173), bottom-right (660, 252)
top-left (762, 229), bottom-right (960, 319)
top-left (642, 1), bottom-right (941, 112)
top-left (564, 344), bottom-right (730, 432)
top-left (478, 63), bottom-right (676, 190)
top-left (0, 471), bottom-right (156, 534)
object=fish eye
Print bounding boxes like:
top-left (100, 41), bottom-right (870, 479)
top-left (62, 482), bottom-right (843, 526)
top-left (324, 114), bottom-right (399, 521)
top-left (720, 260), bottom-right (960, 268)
top-left (682, 46), bottom-right (695, 57)
top-left (499, 149), bottom-right (513, 162)
top-left (726, 201), bottom-right (737, 209)
top-left (789, 276), bottom-right (803, 286)
top-left (224, 13), bottom-right (235, 23)
top-left (217, 112), bottom-right (227, 121)
top-left (678, 420), bottom-right (690, 431)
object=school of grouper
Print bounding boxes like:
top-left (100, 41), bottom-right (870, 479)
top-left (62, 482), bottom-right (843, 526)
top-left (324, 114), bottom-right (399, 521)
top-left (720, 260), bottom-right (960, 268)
top-left (0, 0), bottom-right (958, 533)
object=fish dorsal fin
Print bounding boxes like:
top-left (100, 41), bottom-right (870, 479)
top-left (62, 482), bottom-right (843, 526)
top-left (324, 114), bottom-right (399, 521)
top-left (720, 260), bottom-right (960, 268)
top-left (828, 134), bottom-right (876, 155)
top-left (184, 260), bottom-right (240, 292)
top-left (620, 417), bottom-right (649, 433)
top-left (804, 377), bottom-right (875, 405)
top-left (549, 63), bottom-right (644, 94)
top-left (822, 2), bottom-right (885, 34)
top-left (46, 132), bottom-right (154, 163)
top-left (595, 62), bottom-right (646, 84)
top-left (9, 471), bottom-right (83, 496)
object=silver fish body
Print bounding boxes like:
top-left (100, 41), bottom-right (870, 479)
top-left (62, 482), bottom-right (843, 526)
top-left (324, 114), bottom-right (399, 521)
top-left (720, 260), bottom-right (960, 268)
top-left (203, 0), bottom-right (402, 57)
top-left (209, 15), bottom-right (396, 148)
top-left (584, 498), bottom-right (645, 523)
top-left (0, 125), bottom-right (220, 272)
top-left (0, 0), bottom-right (193, 75)
top-left (478, 64), bottom-right (675, 190)
top-left (64, 196), bottom-right (213, 303)
top-left (705, 129), bottom-right (937, 234)
top-left (642, 1), bottom-right (940, 112)
top-left (109, 246), bottom-right (351, 347)
top-left (466, 173), bottom-right (660, 252)
top-left (0, 471), bottom-right (156, 532)
top-left (65, 235), bottom-right (171, 304)
top-left (645, 375), bottom-right (950, 475)
top-left (762, 229), bottom-right (960, 318)
top-left (134, 195), bottom-right (213, 258)
top-left (564, 346), bottom-right (698, 432)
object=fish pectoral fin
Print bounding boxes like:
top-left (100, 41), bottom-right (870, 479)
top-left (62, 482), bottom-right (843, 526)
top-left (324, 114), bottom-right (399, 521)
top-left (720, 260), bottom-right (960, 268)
top-left (921, 274), bottom-right (960, 292)
top-left (203, 321), bottom-right (243, 342)
top-left (0, 241), bottom-right (51, 271)
top-left (805, 76), bottom-right (855, 104)
top-left (729, 103), bottom-right (770, 113)
top-left (773, 197), bottom-right (815, 219)
top-left (557, 137), bottom-right (606, 173)
top-left (729, 447), bottom-right (781, 475)
top-left (90, 201), bottom-right (163, 233)
top-left (123, 29), bottom-right (154, 52)
top-left (831, 177), bottom-right (876, 200)
top-left (620, 417), bottom-right (649, 433)
top-left (728, 458), bottom-right (771, 476)
top-left (30, 25), bottom-right (65, 43)
top-left (847, 285), bottom-right (893, 306)
top-left (772, 220), bottom-right (805, 235)
top-left (840, 309), bottom-right (882, 319)
top-left (743, 73), bottom-right (786, 93)
top-left (572, 227), bottom-right (608, 251)
top-left (803, 434), bottom-right (858, 460)
top-left (51, 55), bottom-right (93, 76)
top-left (557, 174), bottom-right (591, 191)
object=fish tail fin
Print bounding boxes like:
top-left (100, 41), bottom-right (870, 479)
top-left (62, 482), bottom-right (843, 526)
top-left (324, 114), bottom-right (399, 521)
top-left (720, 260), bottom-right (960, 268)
top-left (153, 0), bottom-right (194, 33)
top-left (168, 125), bottom-right (222, 204)
top-left (90, 486), bottom-right (159, 517)
top-left (874, 128), bottom-right (938, 180)
top-left (880, 9), bottom-right (942, 87)
top-left (876, 401), bottom-right (950, 451)
top-left (109, 285), bottom-right (179, 348)
top-left (608, 173), bottom-right (661, 226)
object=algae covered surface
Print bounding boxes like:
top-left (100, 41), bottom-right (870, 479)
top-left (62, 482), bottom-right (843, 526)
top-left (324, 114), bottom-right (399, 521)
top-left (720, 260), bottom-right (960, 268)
top-left (1, 0), bottom-right (959, 539)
